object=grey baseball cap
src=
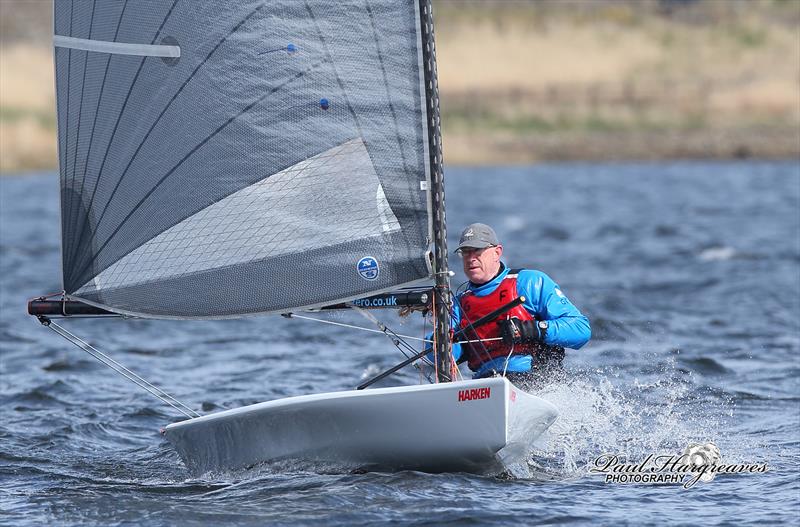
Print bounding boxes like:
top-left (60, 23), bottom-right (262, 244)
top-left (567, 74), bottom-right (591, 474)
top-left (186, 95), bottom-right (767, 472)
top-left (455, 223), bottom-right (500, 253)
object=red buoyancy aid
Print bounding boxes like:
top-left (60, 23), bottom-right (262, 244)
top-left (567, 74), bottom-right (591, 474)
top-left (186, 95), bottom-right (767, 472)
top-left (457, 272), bottom-right (537, 371)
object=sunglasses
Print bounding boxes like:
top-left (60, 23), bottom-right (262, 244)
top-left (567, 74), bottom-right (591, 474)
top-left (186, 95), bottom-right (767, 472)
top-left (456, 245), bottom-right (497, 256)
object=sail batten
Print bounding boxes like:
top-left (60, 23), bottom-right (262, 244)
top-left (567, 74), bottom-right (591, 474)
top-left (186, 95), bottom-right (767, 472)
top-left (53, 35), bottom-right (181, 58)
top-left (55, 0), bottom-right (434, 318)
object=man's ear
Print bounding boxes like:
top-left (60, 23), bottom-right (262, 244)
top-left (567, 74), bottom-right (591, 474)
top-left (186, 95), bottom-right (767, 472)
top-left (495, 244), bottom-right (503, 259)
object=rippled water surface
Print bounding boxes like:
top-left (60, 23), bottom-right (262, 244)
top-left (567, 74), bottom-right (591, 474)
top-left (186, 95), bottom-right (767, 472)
top-left (1, 161), bottom-right (798, 526)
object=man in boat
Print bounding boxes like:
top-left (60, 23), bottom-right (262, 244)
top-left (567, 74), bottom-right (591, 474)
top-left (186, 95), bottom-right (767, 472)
top-left (450, 223), bottom-right (591, 387)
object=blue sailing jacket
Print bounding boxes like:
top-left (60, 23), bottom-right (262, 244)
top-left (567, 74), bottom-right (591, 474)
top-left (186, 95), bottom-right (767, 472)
top-left (446, 263), bottom-right (591, 378)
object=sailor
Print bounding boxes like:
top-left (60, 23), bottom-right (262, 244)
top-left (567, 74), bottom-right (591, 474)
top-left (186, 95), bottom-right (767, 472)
top-left (450, 223), bottom-right (590, 387)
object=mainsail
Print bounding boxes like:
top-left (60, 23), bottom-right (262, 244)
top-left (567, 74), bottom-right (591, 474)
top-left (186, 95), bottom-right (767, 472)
top-left (53, 1), bottom-right (435, 318)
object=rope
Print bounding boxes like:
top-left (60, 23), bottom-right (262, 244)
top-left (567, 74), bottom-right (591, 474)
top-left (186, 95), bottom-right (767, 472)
top-left (453, 289), bottom-right (499, 367)
top-left (286, 313), bottom-right (430, 342)
top-left (502, 339), bottom-right (515, 377)
top-left (286, 313), bottom-right (500, 345)
top-left (350, 306), bottom-right (434, 384)
top-left (44, 320), bottom-right (200, 419)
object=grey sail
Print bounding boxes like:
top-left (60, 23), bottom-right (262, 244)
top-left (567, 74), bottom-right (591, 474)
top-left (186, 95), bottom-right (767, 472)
top-left (53, 0), bottom-right (434, 318)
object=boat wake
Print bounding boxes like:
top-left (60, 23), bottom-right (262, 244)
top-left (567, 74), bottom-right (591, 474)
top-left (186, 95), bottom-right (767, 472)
top-left (512, 359), bottom-right (737, 481)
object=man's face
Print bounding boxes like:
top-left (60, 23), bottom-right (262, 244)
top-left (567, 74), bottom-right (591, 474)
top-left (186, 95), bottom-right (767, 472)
top-left (460, 245), bottom-right (503, 284)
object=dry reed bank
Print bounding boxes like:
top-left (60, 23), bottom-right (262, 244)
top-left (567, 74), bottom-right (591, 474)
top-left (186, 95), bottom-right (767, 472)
top-left (1, 0), bottom-right (798, 171)
top-left (435, 0), bottom-right (800, 164)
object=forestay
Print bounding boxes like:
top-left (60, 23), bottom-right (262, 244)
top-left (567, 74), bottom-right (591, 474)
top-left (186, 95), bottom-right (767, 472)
top-left (53, 0), bottom-right (433, 318)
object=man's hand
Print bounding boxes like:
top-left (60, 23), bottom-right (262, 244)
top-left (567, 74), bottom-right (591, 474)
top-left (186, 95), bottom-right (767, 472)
top-left (499, 318), bottom-right (541, 345)
top-left (398, 304), bottom-right (429, 318)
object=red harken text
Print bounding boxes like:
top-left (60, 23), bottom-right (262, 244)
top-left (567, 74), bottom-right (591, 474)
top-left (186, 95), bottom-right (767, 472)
top-left (458, 387), bottom-right (491, 402)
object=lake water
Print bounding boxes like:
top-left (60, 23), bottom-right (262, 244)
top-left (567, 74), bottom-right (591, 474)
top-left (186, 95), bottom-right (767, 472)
top-left (1, 161), bottom-right (798, 525)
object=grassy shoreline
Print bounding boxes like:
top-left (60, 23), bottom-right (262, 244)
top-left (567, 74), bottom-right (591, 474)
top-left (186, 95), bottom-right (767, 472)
top-left (1, 0), bottom-right (798, 172)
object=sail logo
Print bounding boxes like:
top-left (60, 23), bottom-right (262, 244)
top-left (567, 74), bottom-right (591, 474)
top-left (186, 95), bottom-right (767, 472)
top-left (458, 387), bottom-right (491, 402)
top-left (357, 257), bottom-right (380, 281)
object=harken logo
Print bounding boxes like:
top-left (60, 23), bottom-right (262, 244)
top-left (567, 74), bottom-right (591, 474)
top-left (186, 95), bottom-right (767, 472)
top-left (458, 387), bottom-right (491, 402)
top-left (357, 256), bottom-right (379, 281)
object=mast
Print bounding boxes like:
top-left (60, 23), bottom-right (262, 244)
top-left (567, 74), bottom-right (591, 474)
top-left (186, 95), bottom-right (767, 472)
top-left (419, 0), bottom-right (452, 382)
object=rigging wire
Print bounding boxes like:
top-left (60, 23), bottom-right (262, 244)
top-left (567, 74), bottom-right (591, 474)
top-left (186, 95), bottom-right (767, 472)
top-left (286, 313), bottom-right (429, 342)
top-left (285, 313), bottom-right (503, 345)
top-left (350, 306), bottom-right (435, 384)
top-left (288, 309), bottom-right (513, 386)
top-left (41, 319), bottom-right (200, 419)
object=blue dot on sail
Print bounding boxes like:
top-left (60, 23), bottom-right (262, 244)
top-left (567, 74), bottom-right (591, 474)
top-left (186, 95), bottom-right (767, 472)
top-left (286, 43), bottom-right (297, 53)
top-left (319, 98), bottom-right (330, 110)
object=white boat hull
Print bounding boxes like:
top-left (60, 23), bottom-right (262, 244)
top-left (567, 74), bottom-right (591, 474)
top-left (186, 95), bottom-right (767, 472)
top-left (164, 377), bottom-right (558, 474)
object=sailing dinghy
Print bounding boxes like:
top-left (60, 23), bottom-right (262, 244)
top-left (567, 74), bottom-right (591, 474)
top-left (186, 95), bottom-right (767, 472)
top-left (29, 0), bottom-right (559, 474)
top-left (165, 377), bottom-right (557, 473)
